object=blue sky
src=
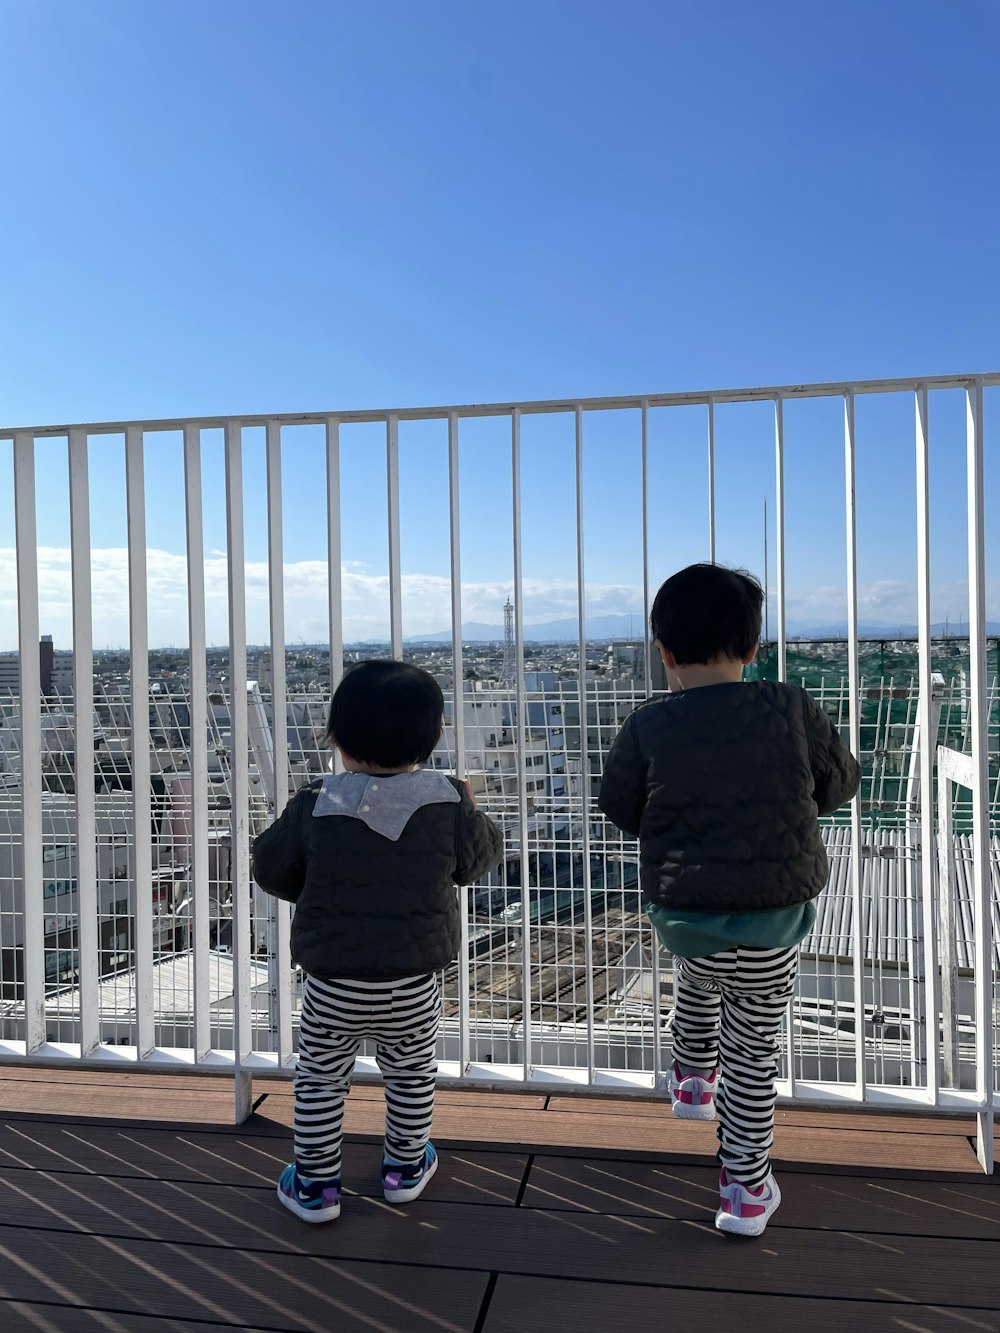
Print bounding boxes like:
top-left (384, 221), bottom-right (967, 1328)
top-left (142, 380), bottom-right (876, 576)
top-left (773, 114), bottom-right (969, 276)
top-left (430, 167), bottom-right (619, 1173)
top-left (1, 0), bottom-right (998, 647)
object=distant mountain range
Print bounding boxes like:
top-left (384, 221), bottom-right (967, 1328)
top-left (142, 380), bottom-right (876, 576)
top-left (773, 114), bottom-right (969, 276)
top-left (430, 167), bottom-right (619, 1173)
top-left (401, 614), bottom-right (1000, 644)
top-left (410, 614), bottom-right (642, 643)
top-left (781, 620), bottom-right (1000, 639)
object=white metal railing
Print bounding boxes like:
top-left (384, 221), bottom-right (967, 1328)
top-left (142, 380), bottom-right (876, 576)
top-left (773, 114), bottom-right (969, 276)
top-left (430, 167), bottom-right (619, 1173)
top-left (937, 745), bottom-right (995, 1171)
top-left (1, 374), bottom-right (998, 1168)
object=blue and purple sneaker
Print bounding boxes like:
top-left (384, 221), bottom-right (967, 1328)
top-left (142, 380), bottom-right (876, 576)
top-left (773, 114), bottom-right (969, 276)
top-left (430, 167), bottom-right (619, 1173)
top-left (277, 1163), bottom-right (341, 1223)
top-left (382, 1142), bottom-right (438, 1203)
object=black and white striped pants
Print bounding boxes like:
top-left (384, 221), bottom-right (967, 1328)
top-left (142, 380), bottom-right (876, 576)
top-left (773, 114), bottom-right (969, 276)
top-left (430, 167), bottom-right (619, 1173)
top-left (672, 945), bottom-right (798, 1187)
top-left (294, 972), bottom-right (441, 1179)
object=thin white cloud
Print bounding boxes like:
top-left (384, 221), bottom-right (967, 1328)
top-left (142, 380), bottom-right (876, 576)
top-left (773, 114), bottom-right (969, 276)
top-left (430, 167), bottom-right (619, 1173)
top-left (0, 548), bottom-right (996, 650)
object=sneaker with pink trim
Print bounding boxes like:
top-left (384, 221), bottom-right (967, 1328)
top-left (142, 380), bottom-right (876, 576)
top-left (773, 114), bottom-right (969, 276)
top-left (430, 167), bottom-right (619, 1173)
top-left (668, 1060), bottom-right (718, 1120)
top-left (715, 1168), bottom-right (781, 1236)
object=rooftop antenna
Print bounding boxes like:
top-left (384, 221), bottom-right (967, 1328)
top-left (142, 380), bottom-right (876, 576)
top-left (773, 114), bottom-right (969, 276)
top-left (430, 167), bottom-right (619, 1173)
top-left (498, 596), bottom-right (516, 687)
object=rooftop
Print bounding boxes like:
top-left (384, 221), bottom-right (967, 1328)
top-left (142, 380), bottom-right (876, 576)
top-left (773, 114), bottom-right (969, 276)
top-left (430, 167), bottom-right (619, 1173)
top-left (0, 1065), bottom-right (996, 1332)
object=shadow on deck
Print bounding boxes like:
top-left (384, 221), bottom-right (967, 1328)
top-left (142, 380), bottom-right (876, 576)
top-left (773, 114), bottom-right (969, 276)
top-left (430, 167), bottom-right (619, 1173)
top-left (0, 1067), bottom-right (996, 1332)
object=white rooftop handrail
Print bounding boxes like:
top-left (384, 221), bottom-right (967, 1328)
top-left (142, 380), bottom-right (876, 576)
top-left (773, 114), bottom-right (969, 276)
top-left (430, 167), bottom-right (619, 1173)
top-left (3, 371), bottom-right (999, 439)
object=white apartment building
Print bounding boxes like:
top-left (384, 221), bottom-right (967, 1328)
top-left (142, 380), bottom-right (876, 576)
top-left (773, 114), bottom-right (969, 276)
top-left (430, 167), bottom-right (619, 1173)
top-left (0, 637), bottom-right (74, 697)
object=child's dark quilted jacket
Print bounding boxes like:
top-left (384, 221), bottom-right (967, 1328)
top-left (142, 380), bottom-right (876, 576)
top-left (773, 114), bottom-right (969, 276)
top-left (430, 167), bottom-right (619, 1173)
top-left (252, 772), bottom-right (503, 980)
top-left (598, 681), bottom-right (861, 913)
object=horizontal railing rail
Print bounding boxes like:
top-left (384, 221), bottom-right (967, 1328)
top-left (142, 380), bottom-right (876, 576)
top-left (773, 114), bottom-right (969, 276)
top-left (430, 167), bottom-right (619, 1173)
top-left (4, 372), bottom-right (1000, 440)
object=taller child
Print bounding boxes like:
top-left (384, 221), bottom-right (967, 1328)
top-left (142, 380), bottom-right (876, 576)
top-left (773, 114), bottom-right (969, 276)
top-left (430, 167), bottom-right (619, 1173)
top-left (599, 563), bottom-right (859, 1235)
top-left (253, 660), bottom-right (504, 1223)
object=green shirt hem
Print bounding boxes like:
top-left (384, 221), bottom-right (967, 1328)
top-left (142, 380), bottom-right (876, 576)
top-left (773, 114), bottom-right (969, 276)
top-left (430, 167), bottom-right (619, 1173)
top-left (646, 900), bottom-right (817, 959)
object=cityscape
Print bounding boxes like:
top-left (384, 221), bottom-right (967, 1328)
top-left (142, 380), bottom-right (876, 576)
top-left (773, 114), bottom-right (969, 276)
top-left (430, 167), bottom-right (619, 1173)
top-left (1, 612), bottom-right (996, 1086)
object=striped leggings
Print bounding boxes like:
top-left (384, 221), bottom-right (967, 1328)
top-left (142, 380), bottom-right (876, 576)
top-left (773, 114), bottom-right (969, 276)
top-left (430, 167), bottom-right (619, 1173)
top-left (294, 972), bottom-right (441, 1179)
top-left (671, 945), bottom-right (798, 1187)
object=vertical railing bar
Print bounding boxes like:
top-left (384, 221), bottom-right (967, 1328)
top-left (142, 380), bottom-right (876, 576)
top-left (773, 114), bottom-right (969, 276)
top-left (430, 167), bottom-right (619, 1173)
top-left (575, 406), bottom-right (596, 1080)
top-left (68, 429), bottom-right (99, 1055)
top-left (511, 409), bottom-right (531, 1082)
top-left (965, 380), bottom-right (994, 1172)
top-left (183, 424), bottom-right (211, 1060)
top-left (265, 421), bottom-right (292, 1064)
top-left (13, 432), bottom-right (45, 1053)
top-left (774, 394), bottom-right (794, 1090)
top-left (386, 415), bottom-right (403, 659)
top-left (641, 400), bottom-right (662, 1082)
top-left (844, 391), bottom-right (866, 1100)
top-left (225, 421), bottom-right (253, 1118)
top-left (125, 425), bottom-right (154, 1058)
top-left (640, 401), bottom-right (652, 696)
top-left (707, 397), bottom-right (716, 563)
top-left (326, 418), bottom-right (344, 788)
top-left (447, 411), bottom-right (471, 1073)
top-left (326, 416), bottom-right (344, 703)
top-left (914, 386), bottom-right (940, 1101)
top-left (774, 396), bottom-right (787, 683)
top-left (265, 424), bottom-right (288, 810)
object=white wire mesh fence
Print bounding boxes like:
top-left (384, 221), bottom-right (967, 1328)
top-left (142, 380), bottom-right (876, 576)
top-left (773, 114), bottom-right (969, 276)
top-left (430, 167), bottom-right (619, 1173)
top-left (0, 673), bottom-right (996, 1085)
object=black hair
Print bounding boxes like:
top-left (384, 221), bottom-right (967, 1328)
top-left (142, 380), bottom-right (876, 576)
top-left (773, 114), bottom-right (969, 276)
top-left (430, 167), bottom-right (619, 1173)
top-left (650, 562), bottom-right (763, 665)
top-left (325, 660), bottom-right (444, 768)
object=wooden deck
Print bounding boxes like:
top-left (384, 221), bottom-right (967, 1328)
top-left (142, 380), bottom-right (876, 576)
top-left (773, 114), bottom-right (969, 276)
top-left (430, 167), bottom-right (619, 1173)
top-left (0, 1067), bottom-right (996, 1332)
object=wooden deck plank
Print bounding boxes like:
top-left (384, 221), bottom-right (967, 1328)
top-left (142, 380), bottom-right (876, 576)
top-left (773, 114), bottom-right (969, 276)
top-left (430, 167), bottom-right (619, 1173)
top-left (255, 1091), bottom-right (721, 1155)
top-left (0, 1229), bottom-right (489, 1332)
top-left (0, 1171), bottom-right (319, 1253)
top-left (0, 1067), bottom-right (237, 1093)
top-left (0, 1166), bottom-right (516, 1254)
top-left (0, 1072), bottom-right (982, 1175)
top-left (100, 1189), bottom-right (1000, 1307)
top-left (260, 1081), bottom-right (549, 1111)
top-left (0, 1066), bottom-right (979, 1163)
top-left (255, 1092), bottom-right (980, 1173)
top-left (0, 1066), bottom-right (545, 1111)
top-left (548, 1093), bottom-right (977, 1138)
top-left (3, 1148), bottom-right (995, 1253)
top-left (0, 1067), bottom-right (968, 1135)
top-left (268, 1204), bottom-right (1000, 1307)
top-left (1, 1180), bottom-right (998, 1308)
top-left (0, 1125), bottom-right (525, 1201)
top-left (770, 1123), bottom-right (979, 1173)
top-left (774, 1106), bottom-right (978, 1136)
top-left (0, 1071), bottom-right (547, 1127)
top-left (0, 1119), bottom-right (291, 1184)
top-left (0, 1303), bottom-right (283, 1333)
top-left (541, 1102), bottom-right (980, 1173)
top-left (482, 1274), bottom-right (1000, 1333)
top-left (0, 1080), bottom-right (235, 1124)
top-left (521, 1156), bottom-right (1000, 1237)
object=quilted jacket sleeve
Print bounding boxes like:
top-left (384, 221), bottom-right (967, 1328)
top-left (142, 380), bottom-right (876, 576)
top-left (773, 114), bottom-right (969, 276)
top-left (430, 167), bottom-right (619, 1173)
top-left (251, 786), bottom-right (312, 904)
top-left (597, 711), bottom-right (647, 838)
top-left (801, 691), bottom-right (862, 816)
top-left (453, 783), bottom-right (505, 884)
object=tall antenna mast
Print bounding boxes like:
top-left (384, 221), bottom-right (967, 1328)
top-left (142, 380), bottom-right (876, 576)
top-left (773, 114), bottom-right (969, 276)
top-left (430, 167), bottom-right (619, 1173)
top-left (499, 597), bottom-right (516, 686)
